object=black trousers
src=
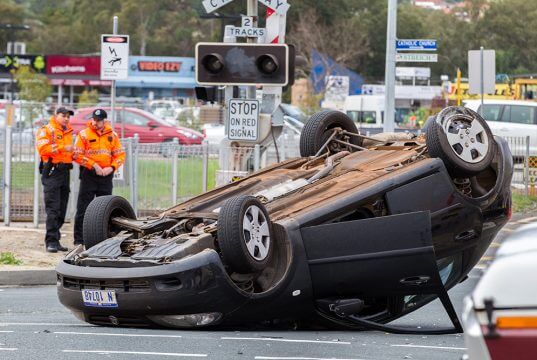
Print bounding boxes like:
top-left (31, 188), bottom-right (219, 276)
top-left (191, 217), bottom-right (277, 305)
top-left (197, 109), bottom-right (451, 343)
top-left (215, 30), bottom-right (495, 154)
top-left (42, 168), bottom-right (70, 245)
top-left (73, 169), bottom-right (113, 244)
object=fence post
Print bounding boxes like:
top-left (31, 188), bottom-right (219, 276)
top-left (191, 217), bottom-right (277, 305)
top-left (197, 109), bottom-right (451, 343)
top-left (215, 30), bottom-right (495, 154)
top-left (525, 135), bottom-right (530, 197)
top-left (3, 126), bottom-right (11, 226)
top-left (171, 138), bottom-right (179, 204)
top-left (132, 134), bottom-right (139, 215)
top-left (69, 165), bottom-right (80, 223)
top-left (126, 138), bottom-right (134, 204)
top-left (202, 140), bottom-right (208, 193)
top-left (254, 144), bottom-right (261, 171)
top-left (33, 146), bottom-right (40, 228)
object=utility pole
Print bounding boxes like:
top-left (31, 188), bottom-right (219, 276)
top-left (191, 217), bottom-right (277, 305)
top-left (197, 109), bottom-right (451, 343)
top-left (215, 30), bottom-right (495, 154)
top-left (110, 16), bottom-right (118, 127)
top-left (0, 24), bottom-right (30, 102)
top-left (384, 0), bottom-right (397, 132)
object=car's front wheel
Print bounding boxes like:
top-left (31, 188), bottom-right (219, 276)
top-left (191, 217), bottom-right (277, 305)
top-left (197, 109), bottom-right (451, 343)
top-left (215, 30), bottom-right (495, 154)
top-left (217, 195), bottom-right (273, 273)
top-left (83, 195), bottom-right (136, 249)
top-left (426, 106), bottom-right (495, 177)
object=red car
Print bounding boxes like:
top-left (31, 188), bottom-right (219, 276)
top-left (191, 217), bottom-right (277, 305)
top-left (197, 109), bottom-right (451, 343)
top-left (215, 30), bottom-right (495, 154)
top-left (69, 107), bottom-right (203, 144)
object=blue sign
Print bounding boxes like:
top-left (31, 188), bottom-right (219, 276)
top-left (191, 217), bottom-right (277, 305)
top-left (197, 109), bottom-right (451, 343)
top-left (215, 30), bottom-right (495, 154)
top-left (396, 39), bottom-right (437, 51)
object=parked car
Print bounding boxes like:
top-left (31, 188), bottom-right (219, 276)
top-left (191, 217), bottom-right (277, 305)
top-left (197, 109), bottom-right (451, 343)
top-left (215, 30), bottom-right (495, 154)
top-left (70, 107), bottom-right (203, 144)
top-left (464, 99), bottom-right (537, 155)
top-left (56, 106), bottom-right (512, 332)
top-left (149, 100), bottom-right (184, 124)
top-left (463, 223), bottom-right (537, 360)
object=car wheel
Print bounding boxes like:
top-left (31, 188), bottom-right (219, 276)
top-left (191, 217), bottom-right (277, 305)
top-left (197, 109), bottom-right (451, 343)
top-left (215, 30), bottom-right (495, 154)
top-left (300, 110), bottom-right (363, 157)
top-left (83, 195), bottom-right (136, 249)
top-left (426, 106), bottom-right (495, 177)
top-left (217, 195), bottom-right (273, 273)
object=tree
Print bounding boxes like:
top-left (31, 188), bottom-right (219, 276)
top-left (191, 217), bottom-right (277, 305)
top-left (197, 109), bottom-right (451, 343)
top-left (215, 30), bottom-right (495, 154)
top-left (14, 65), bottom-right (51, 102)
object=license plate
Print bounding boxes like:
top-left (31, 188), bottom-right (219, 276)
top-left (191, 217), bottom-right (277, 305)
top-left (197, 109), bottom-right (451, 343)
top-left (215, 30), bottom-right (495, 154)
top-left (82, 289), bottom-right (118, 308)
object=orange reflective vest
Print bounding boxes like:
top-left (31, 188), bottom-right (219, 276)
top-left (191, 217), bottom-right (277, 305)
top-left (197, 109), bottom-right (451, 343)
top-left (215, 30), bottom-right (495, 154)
top-left (73, 121), bottom-right (125, 170)
top-left (36, 116), bottom-right (73, 164)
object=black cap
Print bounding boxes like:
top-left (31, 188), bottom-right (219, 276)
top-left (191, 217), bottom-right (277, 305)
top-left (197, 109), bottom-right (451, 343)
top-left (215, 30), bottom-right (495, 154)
top-left (91, 108), bottom-right (107, 121)
top-left (56, 107), bottom-right (74, 116)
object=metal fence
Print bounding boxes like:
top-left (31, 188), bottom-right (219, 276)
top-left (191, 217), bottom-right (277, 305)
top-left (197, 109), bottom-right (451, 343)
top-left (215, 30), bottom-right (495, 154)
top-left (0, 125), bottom-right (531, 225)
top-left (0, 122), bottom-right (301, 223)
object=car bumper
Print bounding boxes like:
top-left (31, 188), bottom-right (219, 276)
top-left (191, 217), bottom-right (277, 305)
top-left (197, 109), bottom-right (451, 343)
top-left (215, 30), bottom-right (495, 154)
top-left (56, 249), bottom-right (248, 326)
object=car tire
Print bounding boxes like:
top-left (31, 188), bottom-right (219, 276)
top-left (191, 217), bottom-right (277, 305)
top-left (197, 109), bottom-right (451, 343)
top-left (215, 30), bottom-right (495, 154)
top-left (300, 110), bottom-right (363, 157)
top-left (83, 195), bottom-right (136, 249)
top-left (426, 106), bottom-right (495, 177)
top-left (217, 195), bottom-right (273, 273)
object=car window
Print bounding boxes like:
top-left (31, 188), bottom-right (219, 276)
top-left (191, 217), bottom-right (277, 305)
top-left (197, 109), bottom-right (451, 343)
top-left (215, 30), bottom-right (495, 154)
top-left (347, 111), bottom-right (377, 124)
top-left (124, 111), bottom-right (149, 126)
top-left (510, 105), bottom-right (536, 124)
top-left (479, 104), bottom-right (502, 121)
top-left (500, 105), bottom-right (510, 122)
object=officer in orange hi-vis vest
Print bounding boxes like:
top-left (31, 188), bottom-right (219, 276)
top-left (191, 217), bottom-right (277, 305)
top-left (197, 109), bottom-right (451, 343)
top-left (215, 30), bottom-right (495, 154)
top-left (36, 107), bottom-right (74, 253)
top-left (72, 108), bottom-right (125, 246)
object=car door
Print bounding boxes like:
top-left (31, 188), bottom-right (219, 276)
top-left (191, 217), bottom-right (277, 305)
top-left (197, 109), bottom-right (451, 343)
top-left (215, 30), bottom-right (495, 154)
top-left (503, 105), bottom-right (537, 154)
top-left (120, 110), bottom-right (152, 142)
top-left (300, 171), bottom-right (475, 300)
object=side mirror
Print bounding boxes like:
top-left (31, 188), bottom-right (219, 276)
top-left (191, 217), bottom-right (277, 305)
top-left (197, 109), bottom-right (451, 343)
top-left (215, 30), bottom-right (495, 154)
top-left (147, 120), bottom-right (158, 128)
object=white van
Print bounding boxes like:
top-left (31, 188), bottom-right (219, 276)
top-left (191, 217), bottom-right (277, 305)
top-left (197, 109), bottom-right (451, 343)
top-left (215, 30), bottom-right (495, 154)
top-left (344, 95), bottom-right (410, 128)
top-left (464, 100), bottom-right (537, 155)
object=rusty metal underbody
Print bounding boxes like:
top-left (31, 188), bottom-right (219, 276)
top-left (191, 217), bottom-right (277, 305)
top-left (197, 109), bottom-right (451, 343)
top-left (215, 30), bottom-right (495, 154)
top-left (163, 141), bottom-right (426, 221)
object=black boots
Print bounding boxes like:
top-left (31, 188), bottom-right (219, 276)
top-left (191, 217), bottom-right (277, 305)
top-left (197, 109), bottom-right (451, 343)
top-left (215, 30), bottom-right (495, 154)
top-left (46, 242), bottom-right (68, 253)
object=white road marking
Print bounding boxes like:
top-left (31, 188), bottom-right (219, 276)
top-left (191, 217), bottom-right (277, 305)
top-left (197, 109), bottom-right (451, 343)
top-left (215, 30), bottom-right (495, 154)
top-left (54, 331), bottom-right (183, 338)
top-left (222, 337), bottom-right (350, 345)
top-left (0, 331), bottom-right (14, 333)
top-left (255, 357), bottom-right (366, 360)
top-left (63, 350), bottom-right (207, 357)
top-left (391, 344), bottom-right (466, 351)
top-left (0, 348), bottom-right (17, 351)
top-left (0, 322), bottom-right (83, 326)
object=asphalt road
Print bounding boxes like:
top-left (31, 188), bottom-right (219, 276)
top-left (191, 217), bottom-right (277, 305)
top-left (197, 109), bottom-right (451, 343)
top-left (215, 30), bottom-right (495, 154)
top-left (0, 213), bottom-right (534, 360)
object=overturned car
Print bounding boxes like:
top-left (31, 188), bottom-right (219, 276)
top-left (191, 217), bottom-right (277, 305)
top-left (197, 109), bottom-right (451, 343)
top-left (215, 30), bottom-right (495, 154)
top-left (57, 106), bottom-right (513, 334)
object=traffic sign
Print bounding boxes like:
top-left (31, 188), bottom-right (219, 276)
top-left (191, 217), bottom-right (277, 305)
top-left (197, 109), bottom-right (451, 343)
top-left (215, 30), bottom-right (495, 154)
top-left (228, 99), bottom-right (259, 141)
top-left (396, 39), bottom-right (437, 51)
top-left (100, 35), bottom-right (129, 80)
top-left (202, 0), bottom-right (289, 14)
top-left (468, 49), bottom-right (495, 95)
top-left (202, 0), bottom-right (234, 13)
top-left (258, 0), bottom-right (290, 15)
top-left (396, 53), bottom-right (438, 63)
top-left (225, 26), bottom-right (266, 38)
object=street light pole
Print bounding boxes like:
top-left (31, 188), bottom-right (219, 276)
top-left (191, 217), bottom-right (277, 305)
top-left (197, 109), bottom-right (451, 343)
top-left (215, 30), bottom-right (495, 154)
top-left (384, 0), bottom-right (397, 132)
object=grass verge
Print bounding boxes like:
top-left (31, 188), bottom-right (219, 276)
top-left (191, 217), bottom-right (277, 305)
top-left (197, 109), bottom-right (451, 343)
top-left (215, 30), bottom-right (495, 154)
top-left (0, 252), bottom-right (23, 265)
top-left (512, 193), bottom-right (537, 213)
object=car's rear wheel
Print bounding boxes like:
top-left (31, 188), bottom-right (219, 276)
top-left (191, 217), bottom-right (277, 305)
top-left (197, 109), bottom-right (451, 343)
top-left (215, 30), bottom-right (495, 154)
top-left (426, 106), bottom-right (495, 177)
top-left (217, 195), bottom-right (273, 273)
top-left (300, 110), bottom-right (363, 157)
top-left (83, 195), bottom-right (136, 249)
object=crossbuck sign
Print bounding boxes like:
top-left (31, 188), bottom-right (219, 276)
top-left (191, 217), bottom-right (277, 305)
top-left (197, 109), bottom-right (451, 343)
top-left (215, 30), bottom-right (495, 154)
top-left (202, 0), bottom-right (289, 14)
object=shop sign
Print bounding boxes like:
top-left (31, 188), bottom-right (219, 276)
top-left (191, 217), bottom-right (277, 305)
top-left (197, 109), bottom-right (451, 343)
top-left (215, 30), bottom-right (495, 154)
top-left (135, 61), bottom-right (182, 72)
top-left (0, 54), bottom-right (46, 73)
top-left (46, 55), bottom-right (100, 76)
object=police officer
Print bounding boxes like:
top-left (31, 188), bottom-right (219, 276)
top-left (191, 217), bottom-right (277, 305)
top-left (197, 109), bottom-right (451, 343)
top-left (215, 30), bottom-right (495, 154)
top-left (36, 107), bottom-right (74, 253)
top-left (73, 109), bottom-right (125, 246)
